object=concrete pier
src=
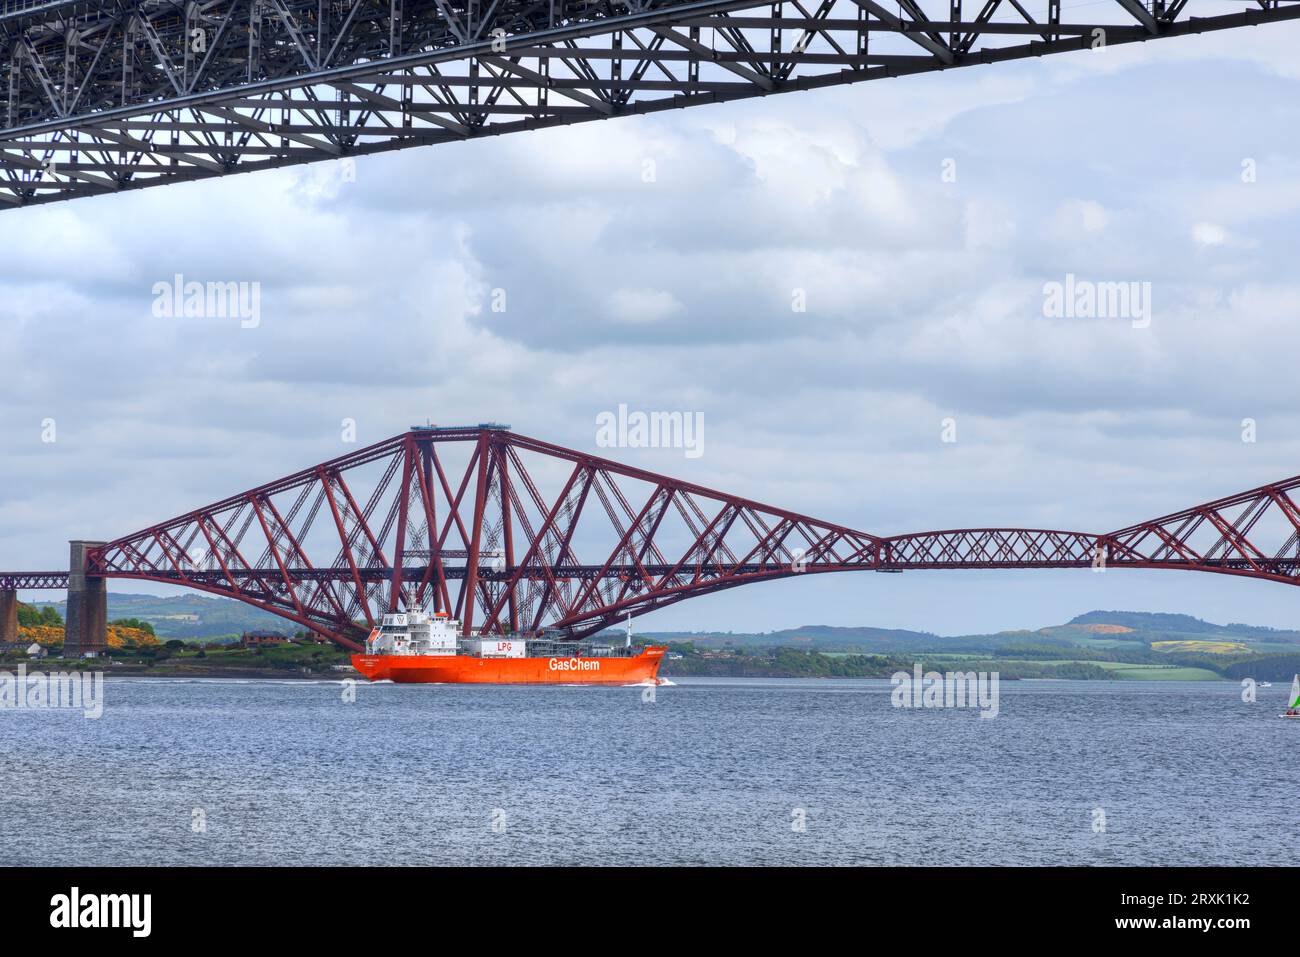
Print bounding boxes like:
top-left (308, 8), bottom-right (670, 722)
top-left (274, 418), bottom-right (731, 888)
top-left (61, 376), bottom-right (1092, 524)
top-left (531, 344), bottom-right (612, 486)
top-left (63, 540), bottom-right (107, 657)
top-left (0, 588), bottom-right (16, 646)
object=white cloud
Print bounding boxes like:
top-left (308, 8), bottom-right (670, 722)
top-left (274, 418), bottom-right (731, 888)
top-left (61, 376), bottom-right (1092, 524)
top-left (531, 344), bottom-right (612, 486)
top-left (1192, 222), bottom-right (1229, 246)
top-left (6, 21), bottom-right (1300, 635)
top-left (606, 288), bottom-right (683, 324)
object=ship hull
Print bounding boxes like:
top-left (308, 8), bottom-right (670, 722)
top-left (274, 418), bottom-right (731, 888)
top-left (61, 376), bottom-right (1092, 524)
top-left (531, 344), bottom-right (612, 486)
top-left (351, 647), bottom-right (667, 685)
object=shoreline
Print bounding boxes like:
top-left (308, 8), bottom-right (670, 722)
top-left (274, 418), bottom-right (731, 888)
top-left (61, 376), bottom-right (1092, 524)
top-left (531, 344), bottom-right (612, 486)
top-left (102, 667), bottom-right (354, 680)
top-left (0, 661), bottom-right (356, 681)
top-left (0, 660), bottom-right (1239, 683)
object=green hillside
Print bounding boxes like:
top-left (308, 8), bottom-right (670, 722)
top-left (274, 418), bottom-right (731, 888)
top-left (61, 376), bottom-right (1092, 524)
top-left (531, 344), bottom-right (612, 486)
top-left (1066, 609), bottom-right (1300, 643)
top-left (17, 593), bottom-right (1300, 679)
top-left (633, 610), bottom-right (1300, 654)
top-left (627, 609), bottom-right (1300, 681)
top-left (28, 592), bottom-right (294, 640)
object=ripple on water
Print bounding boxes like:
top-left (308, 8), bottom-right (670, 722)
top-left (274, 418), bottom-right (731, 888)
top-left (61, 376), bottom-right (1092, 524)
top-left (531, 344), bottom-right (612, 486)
top-left (0, 677), bottom-right (1291, 865)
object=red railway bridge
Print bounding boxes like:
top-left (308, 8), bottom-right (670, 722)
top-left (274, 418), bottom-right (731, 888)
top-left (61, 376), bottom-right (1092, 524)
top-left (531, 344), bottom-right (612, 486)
top-left (4, 424), bottom-right (1300, 653)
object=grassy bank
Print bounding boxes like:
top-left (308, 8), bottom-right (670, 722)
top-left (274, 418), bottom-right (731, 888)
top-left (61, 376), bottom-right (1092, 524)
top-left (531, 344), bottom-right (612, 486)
top-left (0, 641), bottom-right (355, 678)
top-left (659, 646), bottom-right (1135, 680)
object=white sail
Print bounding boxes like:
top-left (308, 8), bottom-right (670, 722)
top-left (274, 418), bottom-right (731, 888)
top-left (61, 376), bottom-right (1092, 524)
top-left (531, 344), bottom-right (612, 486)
top-left (1290, 674), bottom-right (1300, 709)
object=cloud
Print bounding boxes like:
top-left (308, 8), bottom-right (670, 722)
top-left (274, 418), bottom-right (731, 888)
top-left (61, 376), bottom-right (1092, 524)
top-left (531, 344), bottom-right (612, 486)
top-left (4, 23), bottom-right (1300, 636)
top-left (1191, 222), bottom-right (1229, 247)
top-left (606, 288), bottom-right (684, 324)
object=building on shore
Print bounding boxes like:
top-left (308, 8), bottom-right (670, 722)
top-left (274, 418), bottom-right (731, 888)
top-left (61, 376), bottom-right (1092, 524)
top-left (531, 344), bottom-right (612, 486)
top-left (240, 632), bottom-right (291, 648)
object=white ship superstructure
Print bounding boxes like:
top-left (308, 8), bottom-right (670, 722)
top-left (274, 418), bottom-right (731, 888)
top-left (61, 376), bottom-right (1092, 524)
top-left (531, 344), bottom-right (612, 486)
top-left (364, 611), bottom-right (461, 656)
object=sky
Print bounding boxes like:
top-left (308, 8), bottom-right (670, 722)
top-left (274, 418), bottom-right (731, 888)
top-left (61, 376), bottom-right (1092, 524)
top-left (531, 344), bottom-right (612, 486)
top-left (4, 11), bottom-right (1300, 636)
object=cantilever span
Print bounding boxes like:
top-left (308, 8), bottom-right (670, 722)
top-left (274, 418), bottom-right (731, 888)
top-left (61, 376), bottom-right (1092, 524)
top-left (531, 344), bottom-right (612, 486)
top-left (4, 426), bottom-right (1300, 650)
top-left (2, 0), bottom-right (1298, 208)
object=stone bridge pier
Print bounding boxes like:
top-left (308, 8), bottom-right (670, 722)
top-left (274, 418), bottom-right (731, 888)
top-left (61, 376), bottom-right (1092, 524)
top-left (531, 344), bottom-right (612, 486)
top-left (63, 540), bottom-right (107, 657)
top-left (0, 588), bottom-right (16, 646)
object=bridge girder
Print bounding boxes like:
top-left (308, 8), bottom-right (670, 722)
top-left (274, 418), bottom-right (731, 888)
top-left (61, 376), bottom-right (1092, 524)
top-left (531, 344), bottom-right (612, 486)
top-left (8, 425), bottom-right (1300, 649)
top-left (81, 426), bottom-right (884, 647)
top-left (1, 0), bottom-right (1297, 208)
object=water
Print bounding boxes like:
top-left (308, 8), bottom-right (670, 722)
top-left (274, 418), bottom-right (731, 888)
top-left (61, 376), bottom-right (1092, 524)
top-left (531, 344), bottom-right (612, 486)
top-left (1, 677), bottom-right (1294, 865)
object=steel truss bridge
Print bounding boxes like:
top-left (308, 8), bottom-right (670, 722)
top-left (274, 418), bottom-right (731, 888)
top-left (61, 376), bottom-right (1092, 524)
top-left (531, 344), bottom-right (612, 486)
top-left (0, 0), bottom-right (1296, 208)
top-left (8, 425), bottom-right (1300, 649)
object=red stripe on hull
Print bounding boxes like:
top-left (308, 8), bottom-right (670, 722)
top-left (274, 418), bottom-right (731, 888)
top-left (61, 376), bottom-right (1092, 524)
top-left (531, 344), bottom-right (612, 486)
top-left (351, 647), bottom-right (667, 685)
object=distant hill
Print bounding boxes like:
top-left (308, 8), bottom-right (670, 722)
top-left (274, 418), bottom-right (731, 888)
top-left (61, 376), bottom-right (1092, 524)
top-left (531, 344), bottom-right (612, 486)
top-left (1065, 610), bottom-right (1300, 644)
top-left (647, 624), bottom-right (949, 651)
top-left (20, 594), bottom-right (1300, 650)
top-left (1068, 610), bottom-right (1219, 632)
top-left (29, 592), bottom-right (295, 639)
top-left (626, 625), bottom-right (1011, 654)
top-left (625, 610), bottom-right (1300, 653)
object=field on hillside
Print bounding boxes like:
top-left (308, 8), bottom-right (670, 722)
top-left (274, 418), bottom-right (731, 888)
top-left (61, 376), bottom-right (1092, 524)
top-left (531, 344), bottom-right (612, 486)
top-left (1151, 639), bottom-right (1248, 655)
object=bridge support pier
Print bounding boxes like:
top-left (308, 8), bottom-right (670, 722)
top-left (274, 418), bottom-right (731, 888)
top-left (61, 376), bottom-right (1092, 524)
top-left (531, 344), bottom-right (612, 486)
top-left (64, 541), bottom-right (107, 658)
top-left (0, 589), bottom-right (16, 646)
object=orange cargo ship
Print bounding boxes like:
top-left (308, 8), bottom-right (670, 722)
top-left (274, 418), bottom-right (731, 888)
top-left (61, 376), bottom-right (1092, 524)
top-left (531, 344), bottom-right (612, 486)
top-left (352, 646), bottom-right (666, 684)
top-left (349, 610), bottom-right (667, 686)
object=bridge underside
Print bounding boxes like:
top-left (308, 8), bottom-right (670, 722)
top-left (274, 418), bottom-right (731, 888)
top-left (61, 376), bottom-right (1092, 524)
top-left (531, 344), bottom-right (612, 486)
top-left (6, 426), bottom-right (1300, 650)
top-left (2, 0), bottom-right (1298, 208)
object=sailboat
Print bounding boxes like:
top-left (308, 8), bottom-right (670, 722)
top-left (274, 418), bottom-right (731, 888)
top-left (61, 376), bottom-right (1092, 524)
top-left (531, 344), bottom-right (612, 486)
top-left (1281, 675), bottom-right (1300, 719)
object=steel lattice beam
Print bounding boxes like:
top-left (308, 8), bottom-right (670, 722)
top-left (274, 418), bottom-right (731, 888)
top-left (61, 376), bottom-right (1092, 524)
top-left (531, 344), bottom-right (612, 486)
top-left (70, 426), bottom-right (883, 647)
top-left (9, 425), bottom-right (1300, 649)
top-left (0, 570), bottom-right (70, 588)
top-left (0, 0), bottom-right (1296, 208)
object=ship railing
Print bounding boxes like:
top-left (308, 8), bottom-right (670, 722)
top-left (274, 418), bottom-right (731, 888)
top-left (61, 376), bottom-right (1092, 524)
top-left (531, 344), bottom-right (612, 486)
top-left (520, 640), bottom-right (638, 659)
